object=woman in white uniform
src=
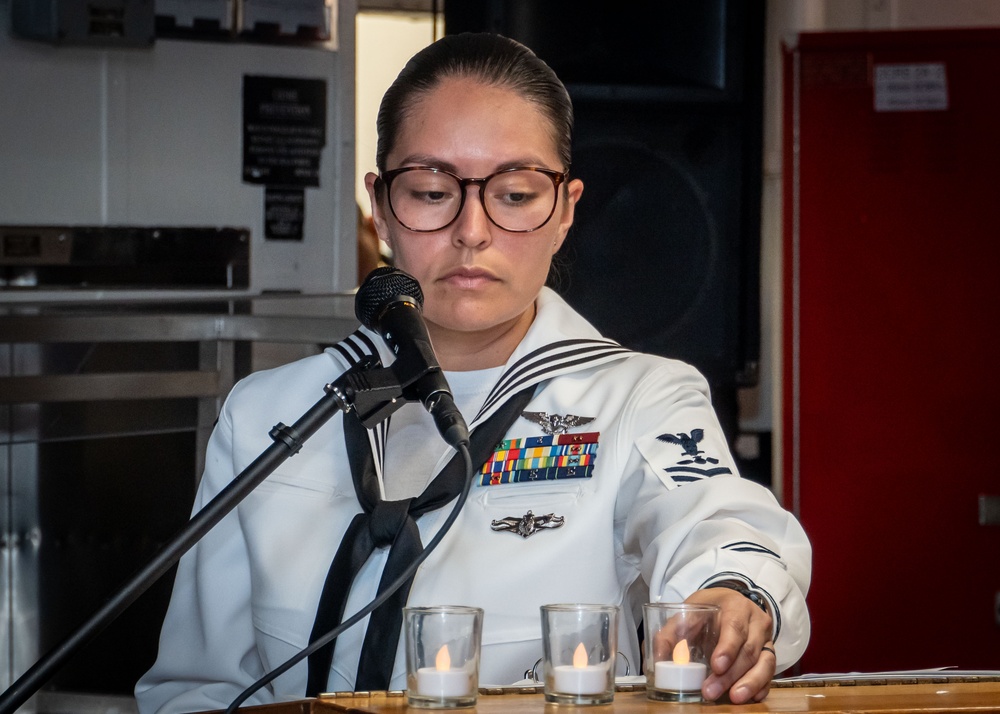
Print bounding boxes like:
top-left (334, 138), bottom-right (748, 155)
top-left (136, 32), bottom-right (811, 713)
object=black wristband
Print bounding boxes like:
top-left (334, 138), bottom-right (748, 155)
top-left (705, 580), bottom-right (769, 614)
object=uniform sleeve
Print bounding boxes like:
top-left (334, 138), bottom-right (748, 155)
top-left (134, 388), bottom-right (270, 714)
top-left (616, 361), bottom-right (811, 673)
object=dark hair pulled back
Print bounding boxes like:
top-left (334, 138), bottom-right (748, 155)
top-left (375, 32), bottom-right (574, 174)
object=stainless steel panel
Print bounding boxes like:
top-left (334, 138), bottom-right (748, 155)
top-left (979, 495), bottom-right (1000, 526)
top-left (197, 340), bottom-right (235, 480)
top-left (2, 313), bottom-right (353, 344)
top-left (1, 343), bottom-right (8, 690)
top-left (8, 347), bottom-right (41, 712)
top-left (11, 442), bottom-right (40, 714)
top-left (6, 400), bottom-right (198, 446)
top-left (0, 297), bottom-right (356, 706)
top-left (1, 440), bottom-right (9, 692)
top-left (0, 371), bottom-right (221, 403)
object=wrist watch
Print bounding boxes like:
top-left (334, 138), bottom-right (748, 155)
top-left (705, 580), bottom-right (769, 614)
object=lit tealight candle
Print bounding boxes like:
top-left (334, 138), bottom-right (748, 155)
top-left (415, 645), bottom-right (471, 698)
top-left (655, 639), bottom-right (707, 693)
top-left (552, 642), bottom-right (609, 695)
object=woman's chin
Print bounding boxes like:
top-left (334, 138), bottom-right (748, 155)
top-left (426, 304), bottom-right (529, 338)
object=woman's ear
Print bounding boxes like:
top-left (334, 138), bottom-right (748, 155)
top-left (364, 171), bottom-right (392, 248)
top-left (553, 178), bottom-right (584, 254)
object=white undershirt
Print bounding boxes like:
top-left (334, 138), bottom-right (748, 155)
top-left (381, 366), bottom-right (505, 501)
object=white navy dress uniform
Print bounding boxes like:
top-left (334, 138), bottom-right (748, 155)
top-left (135, 287), bottom-right (811, 714)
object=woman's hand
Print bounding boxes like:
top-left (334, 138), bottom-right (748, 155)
top-left (685, 587), bottom-right (776, 703)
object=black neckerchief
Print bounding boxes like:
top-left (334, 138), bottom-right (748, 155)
top-left (305, 384), bottom-right (535, 695)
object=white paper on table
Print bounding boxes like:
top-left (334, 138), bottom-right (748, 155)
top-left (774, 667), bottom-right (1000, 684)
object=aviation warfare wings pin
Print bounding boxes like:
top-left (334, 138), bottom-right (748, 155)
top-left (521, 411), bottom-right (595, 435)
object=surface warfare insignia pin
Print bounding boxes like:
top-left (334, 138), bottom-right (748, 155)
top-left (521, 411), bottom-right (595, 435)
top-left (491, 510), bottom-right (565, 538)
top-left (657, 428), bottom-right (733, 483)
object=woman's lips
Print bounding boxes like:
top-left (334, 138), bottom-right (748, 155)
top-left (440, 267), bottom-right (498, 288)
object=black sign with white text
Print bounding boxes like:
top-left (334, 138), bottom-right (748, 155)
top-left (243, 76), bottom-right (326, 187)
top-left (264, 187), bottom-right (305, 241)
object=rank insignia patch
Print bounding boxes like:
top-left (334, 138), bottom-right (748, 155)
top-left (657, 428), bottom-right (733, 483)
top-left (479, 432), bottom-right (599, 486)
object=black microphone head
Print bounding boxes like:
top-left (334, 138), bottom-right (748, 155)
top-left (355, 267), bottom-right (425, 329)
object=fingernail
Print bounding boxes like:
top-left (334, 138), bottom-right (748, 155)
top-left (714, 654), bottom-right (732, 673)
top-left (733, 685), bottom-right (751, 703)
top-left (704, 682), bottom-right (723, 701)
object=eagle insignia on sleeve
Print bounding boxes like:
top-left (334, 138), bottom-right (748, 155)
top-left (657, 428), bottom-right (733, 483)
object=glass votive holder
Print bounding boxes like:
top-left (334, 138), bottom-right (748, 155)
top-left (643, 602), bottom-right (720, 703)
top-left (403, 605), bottom-right (483, 709)
top-left (540, 603), bottom-right (619, 705)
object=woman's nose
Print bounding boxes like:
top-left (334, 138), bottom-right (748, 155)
top-left (451, 186), bottom-right (493, 248)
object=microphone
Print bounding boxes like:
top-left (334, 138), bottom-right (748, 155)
top-left (355, 267), bottom-right (470, 448)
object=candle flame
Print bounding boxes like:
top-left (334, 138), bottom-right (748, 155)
top-left (672, 638), bottom-right (691, 665)
top-left (435, 644), bottom-right (451, 671)
top-left (572, 642), bottom-right (589, 669)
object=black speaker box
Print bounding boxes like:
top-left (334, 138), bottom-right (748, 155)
top-left (445, 0), bottom-right (765, 440)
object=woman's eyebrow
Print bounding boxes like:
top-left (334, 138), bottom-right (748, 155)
top-left (392, 155), bottom-right (555, 175)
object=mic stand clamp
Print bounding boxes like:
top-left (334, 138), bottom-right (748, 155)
top-left (330, 355), bottom-right (412, 428)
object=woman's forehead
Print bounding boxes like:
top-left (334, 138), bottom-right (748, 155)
top-left (389, 78), bottom-right (562, 169)
top-left (404, 77), bottom-right (544, 127)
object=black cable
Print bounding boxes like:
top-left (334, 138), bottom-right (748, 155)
top-left (224, 442), bottom-right (475, 713)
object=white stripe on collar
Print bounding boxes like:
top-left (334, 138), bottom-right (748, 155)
top-left (474, 338), bottom-right (632, 424)
top-left (327, 324), bottom-right (634, 472)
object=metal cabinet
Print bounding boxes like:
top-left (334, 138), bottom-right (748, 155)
top-left (1, 296), bottom-right (355, 712)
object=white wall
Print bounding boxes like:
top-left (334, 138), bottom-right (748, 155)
top-left (355, 10), bottom-right (440, 215)
top-left (0, 0), bottom-right (358, 294)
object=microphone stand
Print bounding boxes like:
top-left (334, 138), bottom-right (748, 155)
top-left (0, 358), bottom-right (409, 714)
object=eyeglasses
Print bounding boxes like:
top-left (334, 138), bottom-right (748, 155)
top-left (379, 166), bottom-right (567, 233)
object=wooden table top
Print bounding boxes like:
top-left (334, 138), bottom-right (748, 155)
top-left (219, 678), bottom-right (1000, 714)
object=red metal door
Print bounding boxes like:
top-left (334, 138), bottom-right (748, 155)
top-left (783, 29), bottom-right (1000, 673)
